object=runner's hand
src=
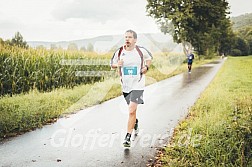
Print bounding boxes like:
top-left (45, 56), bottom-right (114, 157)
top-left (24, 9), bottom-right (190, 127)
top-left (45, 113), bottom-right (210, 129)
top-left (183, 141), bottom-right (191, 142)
top-left (141, 66), bottom-right (148, 74)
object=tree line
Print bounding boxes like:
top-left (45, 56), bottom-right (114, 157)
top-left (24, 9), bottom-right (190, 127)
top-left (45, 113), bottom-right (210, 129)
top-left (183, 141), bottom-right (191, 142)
top-left (146, 0), bottom-right (252, 56)
top-left (0, 32), bottom-right (29, 49)
top-left (0, 32), bottom-right (95, 52)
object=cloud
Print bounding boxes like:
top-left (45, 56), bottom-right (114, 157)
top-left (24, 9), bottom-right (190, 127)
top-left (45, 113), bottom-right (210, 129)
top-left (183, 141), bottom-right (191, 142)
top-left (0, 15), bottom-right (25, 40)
top-left (0, 0), bottom-right (159, 41)
top-left (0, 20), bottom-right (21, 30)
top-left (52, 0), bottom-right (144, 22)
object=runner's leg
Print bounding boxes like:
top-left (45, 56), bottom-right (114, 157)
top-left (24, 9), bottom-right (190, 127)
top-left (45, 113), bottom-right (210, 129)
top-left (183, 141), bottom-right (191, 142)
top-left (127, 101), bottom-right (138, 134)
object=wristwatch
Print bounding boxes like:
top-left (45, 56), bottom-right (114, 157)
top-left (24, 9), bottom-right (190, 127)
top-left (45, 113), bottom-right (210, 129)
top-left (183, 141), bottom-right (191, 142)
top-left (145, 65), bottom-right (149, 71)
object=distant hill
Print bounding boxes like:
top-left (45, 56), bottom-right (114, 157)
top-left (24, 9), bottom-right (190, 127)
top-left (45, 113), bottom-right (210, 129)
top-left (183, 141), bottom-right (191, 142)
top-left (231, 13), bottom-right (252, 30)
top-left (27, 33), bottom-right (183, 53)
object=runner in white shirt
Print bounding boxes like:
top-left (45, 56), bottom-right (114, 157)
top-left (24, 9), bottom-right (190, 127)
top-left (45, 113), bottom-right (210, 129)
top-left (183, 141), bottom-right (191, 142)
top-left (110, 30), bottom-right (152, 147)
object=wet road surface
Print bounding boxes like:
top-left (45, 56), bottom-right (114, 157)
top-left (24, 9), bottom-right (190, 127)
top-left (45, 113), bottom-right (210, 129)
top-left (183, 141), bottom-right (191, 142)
top-left (0, 59), bottom-right (226, 167)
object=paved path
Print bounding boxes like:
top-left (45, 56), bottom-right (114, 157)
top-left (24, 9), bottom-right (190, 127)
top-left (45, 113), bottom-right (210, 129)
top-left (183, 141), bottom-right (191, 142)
top-left (0, 58), bottom-right (226, 167)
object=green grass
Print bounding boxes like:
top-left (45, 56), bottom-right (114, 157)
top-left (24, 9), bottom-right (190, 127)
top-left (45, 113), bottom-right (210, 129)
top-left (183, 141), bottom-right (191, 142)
top-left (0, 78), bottom-right (121, 138)
top-left (159, 56), bottom-right (252, 166)
top-left (0, 52), bottom-right (217, 139)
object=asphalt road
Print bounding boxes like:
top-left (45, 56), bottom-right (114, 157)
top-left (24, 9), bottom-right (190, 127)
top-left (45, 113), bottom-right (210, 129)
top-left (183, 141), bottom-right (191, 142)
top-left (0, 58), bottom-right (226, 167)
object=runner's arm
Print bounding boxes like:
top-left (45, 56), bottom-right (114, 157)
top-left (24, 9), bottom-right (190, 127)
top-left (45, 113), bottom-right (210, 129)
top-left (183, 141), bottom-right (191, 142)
top-left (110, 50), bottom-right (120, 69)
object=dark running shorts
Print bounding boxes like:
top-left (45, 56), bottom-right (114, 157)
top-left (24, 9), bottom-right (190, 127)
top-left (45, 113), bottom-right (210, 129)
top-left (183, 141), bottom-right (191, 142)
top-left (123, 90), bottom-right (144, 105)
top-left (188, 60), bottom-right (193, 65)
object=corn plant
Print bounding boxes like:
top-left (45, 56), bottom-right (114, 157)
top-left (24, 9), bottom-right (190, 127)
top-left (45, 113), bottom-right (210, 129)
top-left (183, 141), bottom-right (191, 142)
top-left (0, 45), bottom-right (111, 96)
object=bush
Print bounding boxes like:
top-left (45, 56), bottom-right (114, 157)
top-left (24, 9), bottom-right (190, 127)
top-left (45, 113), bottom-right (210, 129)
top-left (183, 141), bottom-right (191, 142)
top-left (230, 49), bottom-right (242, 56)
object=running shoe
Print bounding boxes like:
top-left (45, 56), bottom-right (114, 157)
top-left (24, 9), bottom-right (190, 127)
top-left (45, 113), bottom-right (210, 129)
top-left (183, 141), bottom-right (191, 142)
top-left (123, 136), bottom-right (131, 147)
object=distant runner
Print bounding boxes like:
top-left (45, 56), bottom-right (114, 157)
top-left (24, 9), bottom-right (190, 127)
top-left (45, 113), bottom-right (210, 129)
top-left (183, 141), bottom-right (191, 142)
top-left (187, 52), bottom-right (194, 73)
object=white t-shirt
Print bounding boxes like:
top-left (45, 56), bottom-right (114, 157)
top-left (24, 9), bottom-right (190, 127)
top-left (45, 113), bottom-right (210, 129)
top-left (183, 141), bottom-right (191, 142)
top-left (111, 46), bottom-right (152, 93)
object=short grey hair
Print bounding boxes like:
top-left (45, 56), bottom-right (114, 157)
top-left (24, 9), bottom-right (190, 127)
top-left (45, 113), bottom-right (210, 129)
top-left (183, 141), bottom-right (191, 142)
top-left (125, 29), bottom-right (137, 39)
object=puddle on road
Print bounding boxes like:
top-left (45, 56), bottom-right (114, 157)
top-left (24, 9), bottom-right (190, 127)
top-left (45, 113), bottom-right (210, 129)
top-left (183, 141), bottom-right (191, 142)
top-left (182, 66), bottom-right (213, 87)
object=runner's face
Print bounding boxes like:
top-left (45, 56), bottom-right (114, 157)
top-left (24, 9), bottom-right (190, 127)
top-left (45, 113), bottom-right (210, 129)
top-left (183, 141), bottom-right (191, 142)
top-left (125, 32), bottom-right (137, 47)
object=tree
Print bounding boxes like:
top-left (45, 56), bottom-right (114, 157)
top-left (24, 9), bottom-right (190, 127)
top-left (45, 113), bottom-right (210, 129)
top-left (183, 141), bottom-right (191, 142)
top-left (236, 26), bottom-right (252, 55)
top-left (0, 38), bottom-right (4, 46)
top-left (248, 39), bottom-right (252, 55)
top-left (67, 43), bottom-right (78, 51)
top-left (80, 46), bottom-right (87, 52)
top-left (146, 0), bottom-right (233, 56)
top-left (50, 44), bottom-right (57, 50)
top-left (232, 37), bottom-right (249, 56)
top-left (9, 32), bottom-right (29, 49)
top-left (218, 19), bottom-right (235, 55)
top-left (36, 45), bottom-right (46, 50)
top-left (87, 43), bottom-right (94, 52)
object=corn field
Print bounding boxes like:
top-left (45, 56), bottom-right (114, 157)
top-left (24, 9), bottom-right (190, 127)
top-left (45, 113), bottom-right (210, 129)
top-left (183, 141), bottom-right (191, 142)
top-left (0, 45), bottom-right (111, 96)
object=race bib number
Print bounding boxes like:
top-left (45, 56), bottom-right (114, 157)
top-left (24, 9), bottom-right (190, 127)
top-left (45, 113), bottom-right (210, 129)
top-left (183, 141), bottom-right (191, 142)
top-left (123, 67), bottom-right (137, 75)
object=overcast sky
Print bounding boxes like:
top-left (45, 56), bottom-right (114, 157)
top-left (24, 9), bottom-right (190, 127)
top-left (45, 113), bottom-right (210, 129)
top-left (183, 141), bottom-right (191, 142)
top-left (0, 0), bottom-right (251, 42)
